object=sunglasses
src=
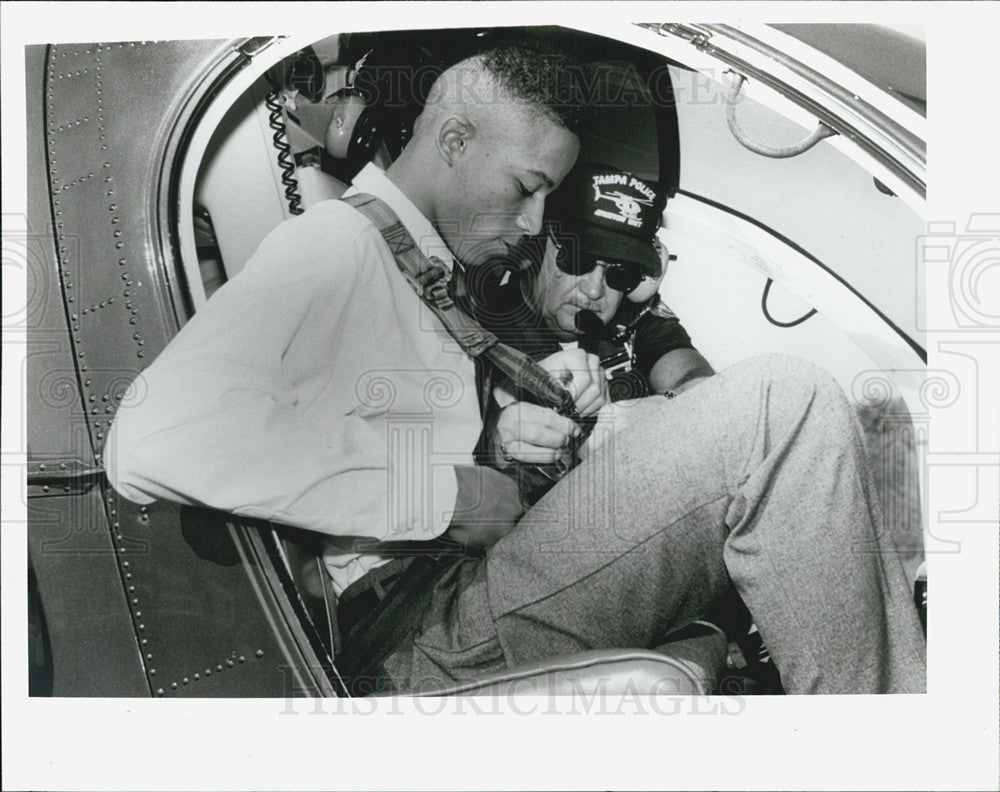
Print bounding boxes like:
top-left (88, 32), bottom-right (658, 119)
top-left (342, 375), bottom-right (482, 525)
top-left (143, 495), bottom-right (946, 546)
top-left (547, 226), bottom-right (643, 295)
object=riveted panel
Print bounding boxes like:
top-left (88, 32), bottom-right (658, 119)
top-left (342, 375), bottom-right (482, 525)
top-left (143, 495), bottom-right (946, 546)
top-left (28, 489), bottom-right (148, 696)
top-left (115, 499), bottom-right (317, 697)
top-left (43, 40), bottom-right (230, 460)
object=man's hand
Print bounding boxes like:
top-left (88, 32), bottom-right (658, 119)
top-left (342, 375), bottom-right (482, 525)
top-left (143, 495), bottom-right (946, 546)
top-left (493, 348), bottom-right (608, 418)
top-left (537, 347), bottom-right (608, 417)
top-left (446, 465), bottom-right (525, 548)
top-left (493, 401), bottom-right (582, 466)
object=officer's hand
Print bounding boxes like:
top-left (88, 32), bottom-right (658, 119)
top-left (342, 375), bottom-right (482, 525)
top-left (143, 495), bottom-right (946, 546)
top-left (446, 465), bottom-right (524, 548)
top-left (537, 347), bottom-right (608, 417)
top-left (493, 401), bottom-right (581, 466)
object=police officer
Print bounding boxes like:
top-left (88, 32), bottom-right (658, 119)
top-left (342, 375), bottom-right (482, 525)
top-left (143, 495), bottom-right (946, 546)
top-left (476, 162), bottom-right (714, 489)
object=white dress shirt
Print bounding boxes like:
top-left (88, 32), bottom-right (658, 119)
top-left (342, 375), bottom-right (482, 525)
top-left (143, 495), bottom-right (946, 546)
top-left (105, 164), bottom-right (482, 594)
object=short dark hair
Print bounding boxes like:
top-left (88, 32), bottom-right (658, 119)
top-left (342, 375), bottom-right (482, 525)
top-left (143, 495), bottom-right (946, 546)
top-left (477, 40), bottom-right (589, 134)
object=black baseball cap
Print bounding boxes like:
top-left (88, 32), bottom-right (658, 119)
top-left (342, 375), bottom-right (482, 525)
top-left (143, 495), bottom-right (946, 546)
top-left (547, 163), bottom-right (668, 278)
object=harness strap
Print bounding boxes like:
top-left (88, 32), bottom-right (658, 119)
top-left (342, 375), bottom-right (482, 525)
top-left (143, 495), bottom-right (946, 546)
top-left (342, 193), bottom-right (580, 422)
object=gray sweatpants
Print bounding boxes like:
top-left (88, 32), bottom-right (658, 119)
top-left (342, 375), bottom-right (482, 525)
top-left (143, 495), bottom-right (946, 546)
top-left (384, 355), bottom-right (927, 694)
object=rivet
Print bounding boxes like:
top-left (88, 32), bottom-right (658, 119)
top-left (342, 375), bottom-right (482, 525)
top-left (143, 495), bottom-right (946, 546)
top-left (59, 462), bottom-right (67, 470)
top-left (156, 688), bottom-right (164, 696)
top-left (82, 308), bottom-right (88, 315)
top-left (91, 407), bottom-right (98, 414)
top-left (131, 309), bottom-right (138, 315)
top-left (140, 639), bottom-right (147, 646)
top-left (182, 677), bottom-right (189, 685)
top-left (96, 432), bottom-right (104, 440)
top-left (88, 395), bottom-right (96, 402)
top-left (118, 546), bottom-right (125, 553)
top-left (38, 463), bottom-right (47, 472)
top-left (102, 394), bottom-right (109, 401)
top-left (128, 586), bottom-right (134, 592)
top-left (137, 623), bottom-right (144, 630)
top-left (129, 318), bottom-right (137, 324)
top-left (205, 669), bottom-right (212, 676)
top-left (125, 573), bottom-right (132, 579)
top-left (41, 485), bottom-right (50, 493)
top-left (109, 298), bottom-right (115, 304)
top-left (141, 514), bottom-right (148, 521)
top-left (122, 561), bottom-right (129, 567)
top-left (216, 664), bottom-right (223, 671)
top-left (137, 341), bottom-right (144, 347)
top-left (171, 682), bottom-right (178, 690)
top-left (105, 407), bottom-right (112, 413)
top-left (135, 611), bottom-right (141, 617)
top-left (132, 332), bottom-right (140, 339)
top-left (81, 365), bottom-right (87, 371)
top-left (109, 204), bottom-right (117, 211)
top-left (77, 351), bottom-right (84, 358)
top-left (226, 659), bottom-right (234, 667)
top-left (238, 655), bottom-right (246, 663)
top-left (255, 649), bottom-right (264, 658)
top-left (149, 669), bottom-right (156, 676)
top-left (137, 351), bottom-right (144, 358)
top-left (111, 217), bottom-right (119, 224)
top-left (147, 653), bottom-right (153, 661)
top-left (115, 242), bottom-right (123, 249)
top-left (71, 313), bottom-right (78, 320)
top-left (94, 420), bottom-right (101, 427)
top-left (100, 301), bottom-right (106, 307)
top-left (67, 297), bottom-right (74, 303)
top-left (113, 230), bottom-right (122, 238)
top-left (121, 274), bottom-right (128, 280)
top-left (193, 673), bottom-right (200, 681)
top-left (84, 379), bottom-right (91, 386)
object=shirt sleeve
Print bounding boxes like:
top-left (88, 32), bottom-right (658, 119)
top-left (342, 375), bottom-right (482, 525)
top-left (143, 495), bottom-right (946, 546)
top-left (631, 298), bottom-right (695, 381)
top-left (104, 203), bottom-right (457, 542)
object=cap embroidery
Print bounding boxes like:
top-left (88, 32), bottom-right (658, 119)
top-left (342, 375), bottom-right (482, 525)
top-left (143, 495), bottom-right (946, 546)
top-left (591, 173), bottom-right (655, 228)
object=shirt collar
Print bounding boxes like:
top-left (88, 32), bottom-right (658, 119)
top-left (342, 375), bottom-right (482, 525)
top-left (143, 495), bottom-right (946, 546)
top-left (347, 163), bottom-right (454, 271)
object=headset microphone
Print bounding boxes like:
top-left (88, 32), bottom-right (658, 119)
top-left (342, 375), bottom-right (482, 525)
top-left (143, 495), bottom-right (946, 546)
top-left (574, 309), bottom-right (606, 338)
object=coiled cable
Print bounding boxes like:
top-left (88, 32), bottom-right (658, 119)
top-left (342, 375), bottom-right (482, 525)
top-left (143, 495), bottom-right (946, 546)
top-left (265, 71), bottom-right (304, 216)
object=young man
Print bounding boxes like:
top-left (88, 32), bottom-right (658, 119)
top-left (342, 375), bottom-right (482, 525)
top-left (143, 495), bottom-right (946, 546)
top-left (106, 44), bottom-right (925, 695)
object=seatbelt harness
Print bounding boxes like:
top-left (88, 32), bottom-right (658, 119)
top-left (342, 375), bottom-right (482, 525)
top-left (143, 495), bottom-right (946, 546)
top-left (342, 193), bottom-right (582, 424)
